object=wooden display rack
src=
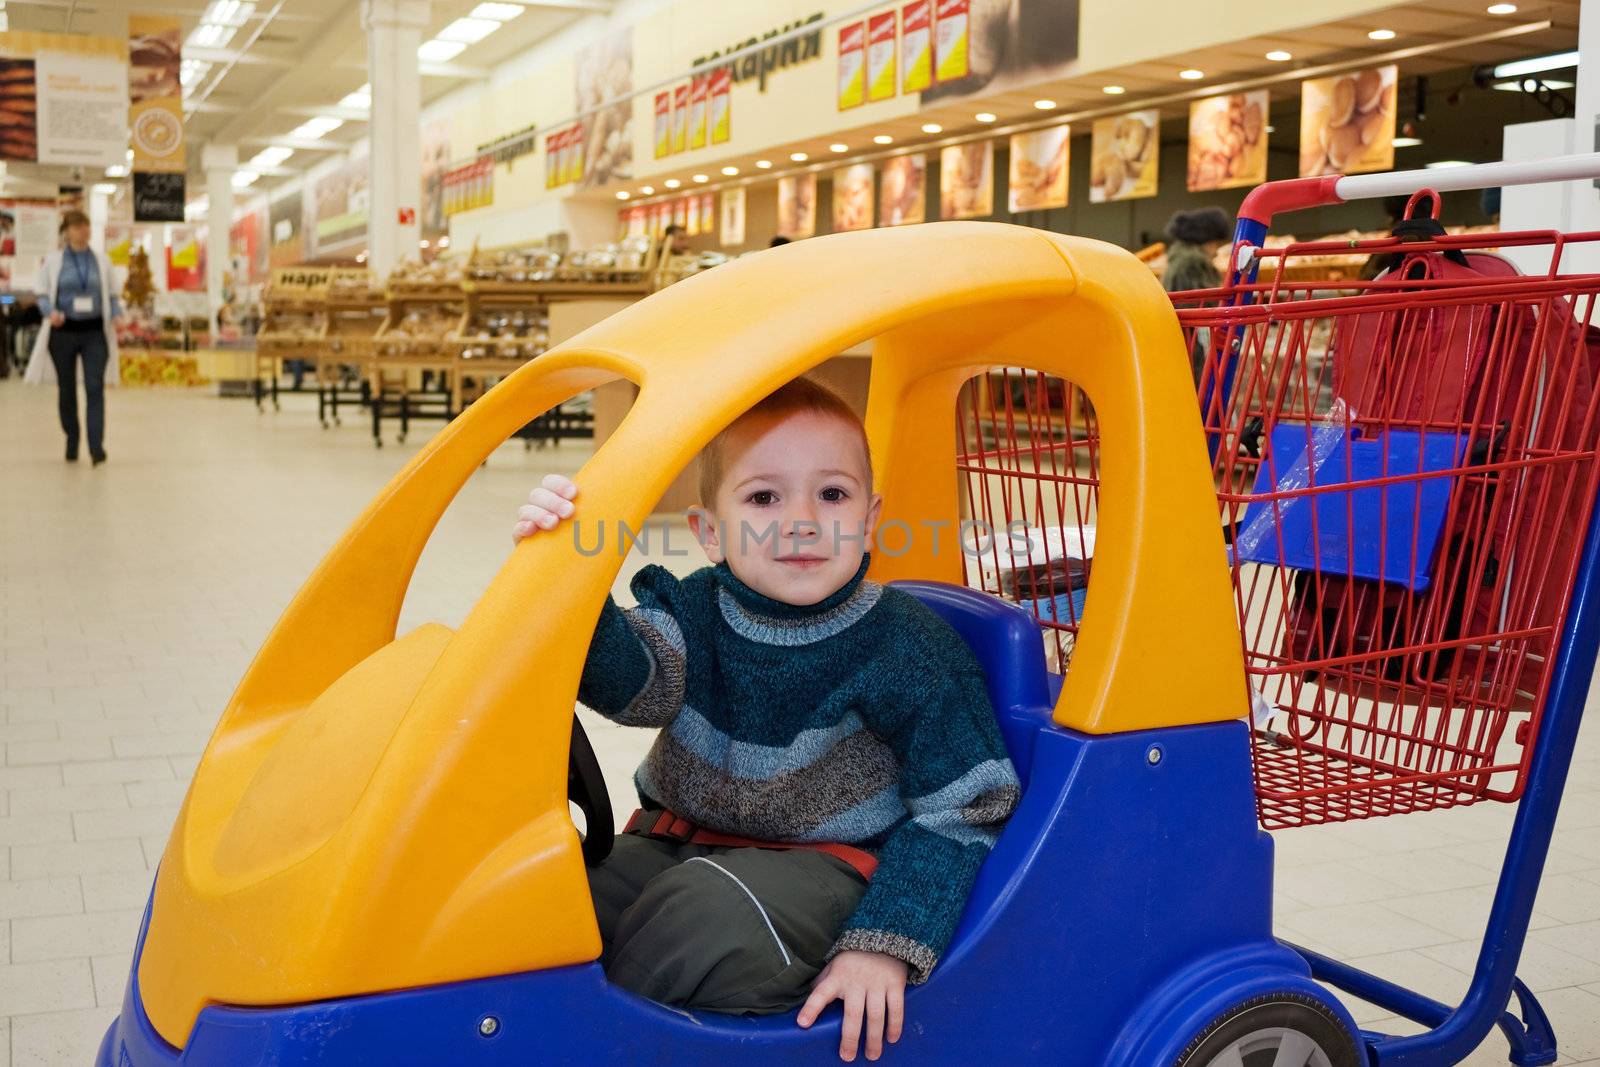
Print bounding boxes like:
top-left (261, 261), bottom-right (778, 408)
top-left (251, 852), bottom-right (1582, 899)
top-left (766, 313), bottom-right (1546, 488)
top-left (254, 270), bottom-right (329, 411)
top-left (368, 278), bottom-right (464, 446)
top-left (317, 277), bottom-right (385, 427)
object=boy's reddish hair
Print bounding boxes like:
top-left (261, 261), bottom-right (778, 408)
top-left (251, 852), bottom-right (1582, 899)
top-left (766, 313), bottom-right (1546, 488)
top-left (697, 377), bottom-right (871, 505)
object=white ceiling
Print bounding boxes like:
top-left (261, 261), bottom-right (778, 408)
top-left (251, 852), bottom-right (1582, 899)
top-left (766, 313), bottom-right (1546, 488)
top-left (1, 0), bottom-right (608, 193)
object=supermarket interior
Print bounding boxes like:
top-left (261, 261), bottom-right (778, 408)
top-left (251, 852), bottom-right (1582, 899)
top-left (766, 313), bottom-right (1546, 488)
top-left (4, 0), bottom-right (1600, 1065)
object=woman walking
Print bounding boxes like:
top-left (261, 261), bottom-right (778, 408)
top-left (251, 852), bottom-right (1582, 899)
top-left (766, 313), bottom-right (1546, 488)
top-left (24, 210), bottom-right (122, 464)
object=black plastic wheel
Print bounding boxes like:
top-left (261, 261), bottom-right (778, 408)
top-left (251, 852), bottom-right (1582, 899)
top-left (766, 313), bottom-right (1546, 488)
top-left (1175, 993), bottom-right (1361, 1067)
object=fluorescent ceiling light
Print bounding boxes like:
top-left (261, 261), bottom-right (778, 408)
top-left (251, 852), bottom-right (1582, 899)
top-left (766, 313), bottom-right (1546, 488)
top-left (290, 116), bottom-right (344, 139)
top-left (920, 123), bottom-right (941, 133)
top-left (1367, 28), bottom-right (1396, 40)
top-left (186, 22), bottom-right (233, 49)
top-left (692, 173), bottom-right (708, 182)
top-left (1032, 99), bottom-right (1057, 109)
top-left (615, 191), bottom-right (629, 200)
top-left (186, 196), bottom-right (209, 218)
top-left (873, 134), bottom-right (893, 144)
top-left (1102, 85), bottom-right (1125, 95)
top-left (721, 165), bottom-right (738, 175)
top-left (92, 182), bottom-right (117, 195)
top-left (755, 159), bottom-right (772, 168)
top-left (105, 164), bottom-right (129, 178)
top-left (829, 143), bottom-right (848, 152)
top-left (418, 39), bottom-right (468, 62)
top-left (663, 178), bottom-right (681, 188)
top-left (232, 170), bottom-right (260, 188)
top-left (1493, 78), bottom-right (1572, 91)
top-left (1265, 50), bottom-right (1292, 62)
top-left (179, 60), bottom-right (212, 86)
top-left (1177, 70), bottom-right (1204, 81)
top-left (1393, 136), bottom-right (1422, 147)
top-left (471, 2), bottom-right (524, 19)
top-left (251, 145), bottom-right (293, 167)
top-left (1425, 159), bottom-right (1470, 169)
top-left (639, 185), bottom-right (654, 194)
top-left (1487, 2), bottom-right (1517, 12)
top-left (201, 0), bottom-right (255, 26)
top-left (437, 17), bottom-right (499, 44)
top-left (339, 85), bottom-right (371, 110)
top-left (1493, 51), bottom-right (1579, 79)
top-left (974, 113), bottom-right (996, 123)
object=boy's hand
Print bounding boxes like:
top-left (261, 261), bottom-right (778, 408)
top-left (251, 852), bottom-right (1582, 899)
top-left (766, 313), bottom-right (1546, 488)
top-left (513, 474), bottom-right (577, 543)
top-left (796, 950), bottom-right (907, 1062)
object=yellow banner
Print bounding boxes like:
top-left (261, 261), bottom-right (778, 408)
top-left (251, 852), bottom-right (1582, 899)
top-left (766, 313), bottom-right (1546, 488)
top-left (837, 22), bottom-right (865, 110)
top-left (129, 16), bottom-right (183, 174)
top-left (902, 1), bottom-right (931, 93)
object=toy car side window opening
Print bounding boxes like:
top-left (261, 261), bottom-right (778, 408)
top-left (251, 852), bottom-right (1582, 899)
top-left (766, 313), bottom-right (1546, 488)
top-left (957, 367), bottom-right (1099, 675)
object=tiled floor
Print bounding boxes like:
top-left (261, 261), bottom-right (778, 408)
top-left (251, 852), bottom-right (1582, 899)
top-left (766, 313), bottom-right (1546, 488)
top-left (2, 381), bottom-right (1598, 1066)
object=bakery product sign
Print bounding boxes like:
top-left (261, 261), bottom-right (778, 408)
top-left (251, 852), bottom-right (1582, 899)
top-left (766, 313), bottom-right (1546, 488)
top-left (1300, 65), bottom-right (1396, 178)
top-left (1089, 110), bottom-right (1158, 203)
top-left (129, 16), bottom-right (182, 173)
top-left (0, 31), bottom-right (129, 167)
top-left (1188, 91), bottom-right (1267, 192)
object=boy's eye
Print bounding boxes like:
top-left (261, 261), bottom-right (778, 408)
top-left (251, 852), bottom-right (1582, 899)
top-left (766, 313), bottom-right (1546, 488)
top-left (819, 486), bottom-right (850, 503)
top-left (746, 490), bottom-right (777, 507)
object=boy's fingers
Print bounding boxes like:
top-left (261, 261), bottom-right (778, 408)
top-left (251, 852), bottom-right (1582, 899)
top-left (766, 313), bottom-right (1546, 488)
top-left (541, 473), bottom-right (578, 498)
top-left (886, 986), bottom-right (904, 1044)
top-left (864, 989), bottom-right (885, 1061)
top-left (839, 990), bottom-right (865, 1062)
top-left (796, 982), bottom-right (833, 1028)
top-left (527, 489), bottom-right (573, 517)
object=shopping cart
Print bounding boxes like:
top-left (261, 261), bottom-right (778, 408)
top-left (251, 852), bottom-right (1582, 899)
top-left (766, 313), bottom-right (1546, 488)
top-left (960, 156), bottom-right (1600, 1064)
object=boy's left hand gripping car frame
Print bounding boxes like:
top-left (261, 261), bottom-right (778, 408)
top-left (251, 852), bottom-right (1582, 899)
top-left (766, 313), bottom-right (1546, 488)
top-left (100, 223), bottom-right (1353, 1065)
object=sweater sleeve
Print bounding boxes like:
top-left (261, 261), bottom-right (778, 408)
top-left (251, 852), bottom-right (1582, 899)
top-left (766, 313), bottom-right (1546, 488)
top-left (828, 633), bottom-right (1020, 984)
top-left (576, 564), bottom-right (695, 728)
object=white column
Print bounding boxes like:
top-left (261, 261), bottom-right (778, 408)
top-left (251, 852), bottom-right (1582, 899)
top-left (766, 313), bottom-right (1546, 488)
top-left (362, 0), bottom-right (427, 277)
top-left (202, 142), bottom-right (237, 323)
top-left (1565, 2), bottom-right (1600, 273)
top-left (88, 183), bottom-right (111, 251)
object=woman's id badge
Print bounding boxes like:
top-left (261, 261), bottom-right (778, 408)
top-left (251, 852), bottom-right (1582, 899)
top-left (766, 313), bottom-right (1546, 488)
top-left (72, 296), bottom-right (94, 314)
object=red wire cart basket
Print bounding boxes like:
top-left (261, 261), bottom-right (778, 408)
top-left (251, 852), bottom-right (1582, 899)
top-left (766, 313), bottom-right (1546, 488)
top-left (959, 170), bottom-right (1600, 831)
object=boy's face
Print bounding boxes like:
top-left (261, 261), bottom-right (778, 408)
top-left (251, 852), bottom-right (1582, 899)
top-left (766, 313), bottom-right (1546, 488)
top-left (690, 410), bottom-right (881, 607)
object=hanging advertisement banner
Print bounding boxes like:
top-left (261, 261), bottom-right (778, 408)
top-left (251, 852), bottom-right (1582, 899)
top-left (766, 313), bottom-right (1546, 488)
top-left (1299, 65), bottom-right (1396, 178)
top-left (688, 74), bottom-right (708, 149)
top-left (837, 22), bottom-right (865, 110)
top-left (567, 124), bottom-right (585, 184)
top-left (166, 225), bottom-right (204, 291)
top-left (104, 222), bottom-right (132, 266)
top-left (879, 154), bottom-right (926, 226)
top-left (128, 17), bottom-right (182, 176)
top-left (777, 173), bottom-right (816, 238)
top-left (1009, 124), bottom-right (1069, 212)
top-left (902, 1), bottom-right (932, 93)
top-left (672, 197), bottom-right (688, 229)
top-left (545, 130), bottom-right (559, 189)
top-left (934, 0), bottom-right (969, 83)
top-left (867, 12), bottom-right (896, 102)
top-left (710, 66), bottom-right (732, 144)
top-left (305, 151), bottom-right (369, 257)
top-left (574, 28), bottom-right (631, 187)
top-left (672, 83), bottom-right (689, 153)
top-left (442, 156), bottom-right (494, 215)
top-left (1089, 110), bottom-right (1159, 203)
top-left (0, 31), bottom-right (128, 167)
top-left (939, 140), bottom-right (992, 219)
top-left (720, 186), bottom-right (746, 247)
top-left (132, 172), bottom-right (183, 223)
top-left (832, 163), bottom-right (874, 232)
top-left (654, 91), bottom-right (672, 157)
top-left (686, 192), bottom-right (701, 236)
top-left (1189, 91), bottom-right (1268, 191)
top-left (698, 191), bottom-right (715, 236)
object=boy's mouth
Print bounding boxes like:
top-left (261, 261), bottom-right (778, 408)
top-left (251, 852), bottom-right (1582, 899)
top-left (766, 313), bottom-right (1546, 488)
top-left (774, 554), bottom-right (829, 568)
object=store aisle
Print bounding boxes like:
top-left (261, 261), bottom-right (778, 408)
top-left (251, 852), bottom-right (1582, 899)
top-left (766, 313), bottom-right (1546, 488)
top-left (1, 382), bottom-right (1598, 1066)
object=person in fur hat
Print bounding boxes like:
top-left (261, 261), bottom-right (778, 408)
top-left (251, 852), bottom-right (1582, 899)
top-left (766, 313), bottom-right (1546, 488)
top-left (1162, 206), bottom-right (1233, 294)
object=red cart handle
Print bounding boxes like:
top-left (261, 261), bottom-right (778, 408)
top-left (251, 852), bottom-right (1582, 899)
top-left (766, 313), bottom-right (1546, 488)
top-left (1237, 151), bottom-right (1600, 229)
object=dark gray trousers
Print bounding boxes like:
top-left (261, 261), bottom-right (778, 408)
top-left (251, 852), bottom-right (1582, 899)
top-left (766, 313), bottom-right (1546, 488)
top-left (588, 832), bottom-right (869, 1014)
top-left (48, 327), bottom-right (109, 454)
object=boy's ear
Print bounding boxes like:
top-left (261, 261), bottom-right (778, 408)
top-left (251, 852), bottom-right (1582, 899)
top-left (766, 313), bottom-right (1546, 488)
top-left (863, 492), bottom-right (884, 545)
top-left (687, 506), bottom-right (725, 563)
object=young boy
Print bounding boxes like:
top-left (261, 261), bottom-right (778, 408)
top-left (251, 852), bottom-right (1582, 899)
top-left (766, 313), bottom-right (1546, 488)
top-left (513, 379), bottom-right (1019, 1062)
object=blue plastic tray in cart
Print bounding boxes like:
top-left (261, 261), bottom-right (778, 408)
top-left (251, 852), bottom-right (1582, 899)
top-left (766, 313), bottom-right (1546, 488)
top-left (1232, 424), bottom-right (1467, 592)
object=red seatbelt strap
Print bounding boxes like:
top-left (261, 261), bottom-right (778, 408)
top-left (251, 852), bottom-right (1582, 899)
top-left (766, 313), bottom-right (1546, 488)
top-left (624, 807), bottom-right (878, 881)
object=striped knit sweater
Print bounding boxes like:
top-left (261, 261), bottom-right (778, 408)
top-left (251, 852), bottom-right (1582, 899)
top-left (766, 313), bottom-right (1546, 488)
top-left (577, 555), bottom-right (1021, 984)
